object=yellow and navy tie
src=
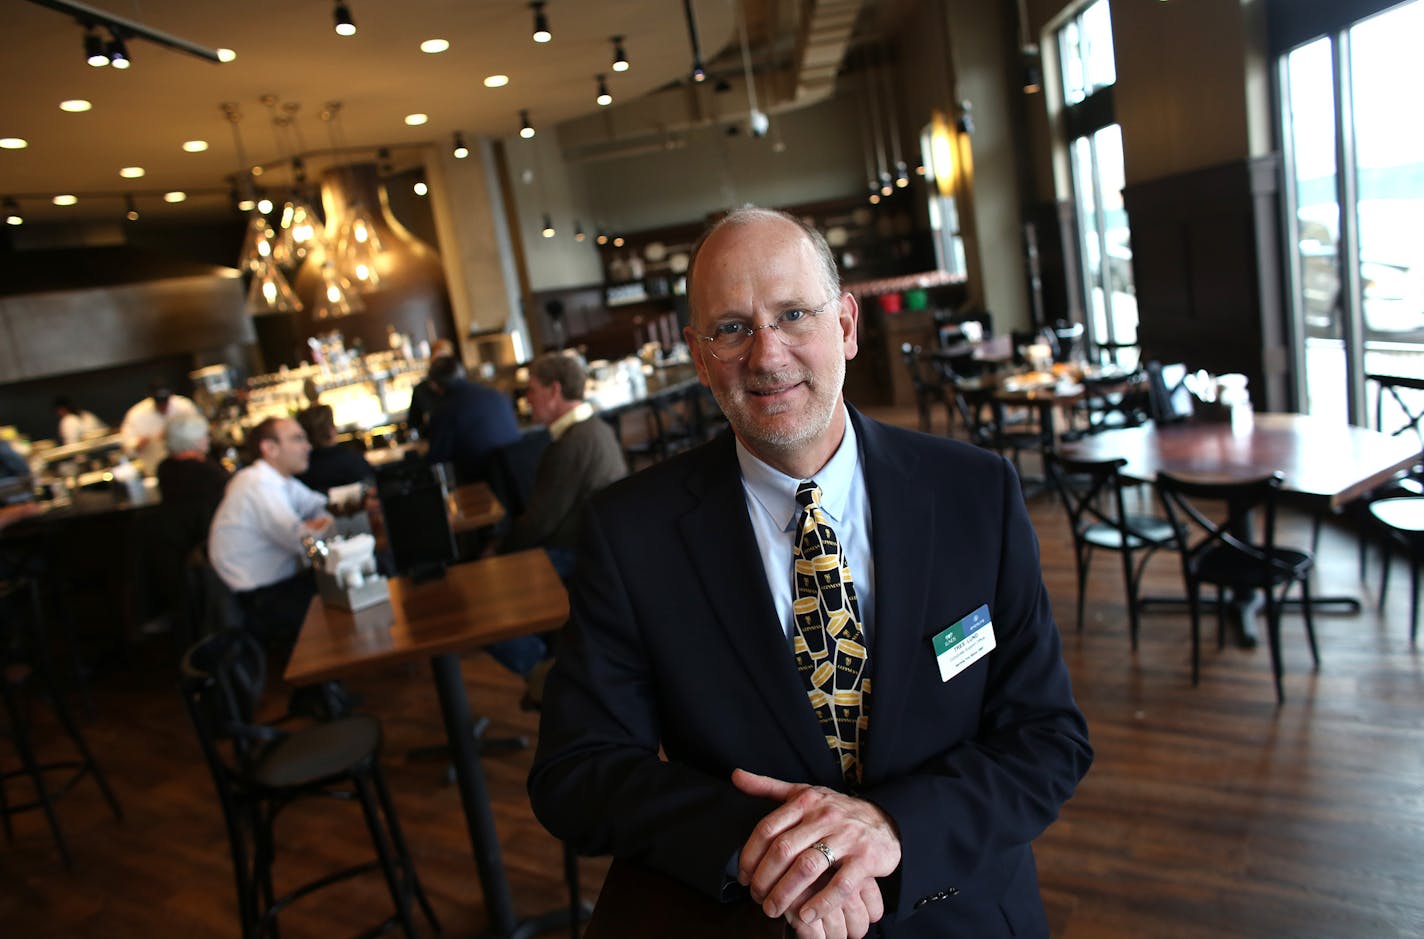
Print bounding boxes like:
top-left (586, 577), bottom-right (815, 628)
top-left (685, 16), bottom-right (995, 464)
top-left (791, 480), bottom-right (870, 786)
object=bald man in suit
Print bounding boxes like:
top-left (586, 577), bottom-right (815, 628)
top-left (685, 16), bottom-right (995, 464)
top-left (529, 208), bottom-right (1091, 938)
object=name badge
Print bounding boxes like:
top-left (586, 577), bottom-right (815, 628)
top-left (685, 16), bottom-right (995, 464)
top-left (932, 604), bottom-right (996, 683)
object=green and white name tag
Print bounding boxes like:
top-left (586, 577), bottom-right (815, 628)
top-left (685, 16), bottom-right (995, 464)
top-left (932, 604), bottom-right (996, 683)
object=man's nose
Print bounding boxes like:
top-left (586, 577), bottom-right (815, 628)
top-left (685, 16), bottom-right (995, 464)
top-left (742, 323), bottom-right (790, 369)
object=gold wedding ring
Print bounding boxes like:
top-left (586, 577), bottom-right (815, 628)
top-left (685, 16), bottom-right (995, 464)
top-left (810, 840), bottom-right (836, 867)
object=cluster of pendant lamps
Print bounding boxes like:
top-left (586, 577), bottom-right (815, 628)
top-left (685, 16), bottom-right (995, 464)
top-left (232, 101), bottom-right (381, 320)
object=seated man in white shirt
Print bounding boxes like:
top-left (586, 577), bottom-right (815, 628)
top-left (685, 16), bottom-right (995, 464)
top-left (208, 416), bottom-right (333, 660)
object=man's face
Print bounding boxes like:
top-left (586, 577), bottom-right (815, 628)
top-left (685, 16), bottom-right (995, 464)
top-left (685, 216), bottom-right (858, 468)
top-left (527, 375), bottom-right (560, 427)
top-left (262, 419), bottom-right (312, 477)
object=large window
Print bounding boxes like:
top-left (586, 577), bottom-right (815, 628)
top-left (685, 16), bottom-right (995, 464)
top-left (1057, 0), bottom-right (1136, 366)
top-left (1282, 0), bottom-right (1424, 426)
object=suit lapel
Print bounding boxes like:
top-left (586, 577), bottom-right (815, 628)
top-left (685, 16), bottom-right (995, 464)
top-left (677, 436), bottom-right (841, 783)
top-left (851, 411), bottom-right (934, 782)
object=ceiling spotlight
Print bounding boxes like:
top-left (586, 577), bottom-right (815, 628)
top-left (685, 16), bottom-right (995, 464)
top-left (596, 74), bottom-right (612, 107)
top-left (1022, 45), bottom-right (1042, 94)
top-left (683, 0), bottom-right (705, 82)
top-left (612, 236), bottom-right (625, 247)
top-left (573, 221), bottom-right (585, 242)
top-left (519, 109), bottom-right (535, 139)
top-left (595, 230), bottom-right (608, 245)
top-left (894, 161), bottom-right (910, 188)
top-left (405, 113), bottom-right (429, 126)
top-left (611, 35), bottom-right (629, 72)
top-left (541, 213), bottom-right (555, 238)
top-left (530, 2), bottom-right (551, 43)
top-left (0, 138), bottom-right (27, 150)
top-left (107, 29), bottom-right (130, 69)
top-left (691, 58), bottom-right (706, 82)
top-left (238, 198), bottom-right (256, 211)
top-left (53, 194), bottom-right (78, 206)
top-left (4, 198), bottom-right (22, 226)
top-left (420, 38), bottom-right (449, 54)
top-left (164, 191), bottom-right (187, 203)
top-left (452, 132), bottom-right (469, 159)
top-left (84, 26), bottom-right (108, 67)
top-left (182, 140), bottom-right (209, 152)
top-left (119, 166), bottom-right (145, 178)
top-left (333, 1), bottom-right (357, 36)
top-left (59, 99), bottom-right (92, 112)
top-left (257, 196), bottom-right (274, 214)
top-left (413, 181), bottom-right (429, 196)
top-left (217, 48), bottom-right (237, 62)
top-left (125, 194), bottom-right (140, 221)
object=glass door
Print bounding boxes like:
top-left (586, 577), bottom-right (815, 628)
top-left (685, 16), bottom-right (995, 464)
top-left (1282, 0), bottom-right (1424, 427)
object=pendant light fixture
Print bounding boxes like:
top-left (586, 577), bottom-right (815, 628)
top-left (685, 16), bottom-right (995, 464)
top-left (1016, 0), bottom-right (1042, 94)
top-left (333, 1), bottom-right (356, 37)
top-left (4, 198), bottom-right (23, 226)
top-left (683, 0), bottom-right (706, 82)
top-left (266, 100), bottom-right (324, 268)
top-left (595, 74), bottom-right (612, 107)
top-left (519, 109), bottom-right (535, 139)
top-left (452, 132), bottom-right (469, 159)
top-left (610, 35), bottom-right (629, 72)
top-left (247, 257), bottom-right (304, 314)
top-left (322, 101), bottom-right (384, 290)
top-left (124, 194), bottom-right (139, 221)
top-left (106, 28), bottom-right (130, 69)
top-left (84, 25), bottom-right (108, 66)
top-left (734, 0), bottom-right (767, 138)
top-left (530, 2), bottom-right (551, 43)
top-left (313, 259), bottom-right (363, 319)
top-left (876, 43), bottom-right (909, 188)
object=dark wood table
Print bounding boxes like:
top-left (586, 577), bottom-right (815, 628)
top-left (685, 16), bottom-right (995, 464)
top-left (284, 549), bottom-right (569, 939)
top-left (585, 859), bottom-right (787, 939)
top-left (1061, 413), bottom-right (1422, 642)
top-left (1059, 413), bottom-right (1420, 511)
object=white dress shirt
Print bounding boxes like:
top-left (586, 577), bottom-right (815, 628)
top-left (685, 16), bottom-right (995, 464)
top-left (735, 408), bottom-right (876, 645)
top-left (59, 410), bottom-right (107, 445)
top-left (208, 459), bottom-right (330, 592)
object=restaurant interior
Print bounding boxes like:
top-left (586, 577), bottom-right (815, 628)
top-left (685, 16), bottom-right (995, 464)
top-left (2, 0), bottom-right (1422, 936)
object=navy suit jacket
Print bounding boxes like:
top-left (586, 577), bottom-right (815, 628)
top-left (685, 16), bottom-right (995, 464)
top-left (426, 378), bottom-right (521, 485)
top-left (529, 408), bottom-right (1091, 937)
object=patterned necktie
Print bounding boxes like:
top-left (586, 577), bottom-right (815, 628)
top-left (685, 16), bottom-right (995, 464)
top-left (791, 480), bottom-right (870, 786)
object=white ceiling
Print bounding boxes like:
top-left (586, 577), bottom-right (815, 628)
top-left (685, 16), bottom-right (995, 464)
top-left (0, 0), bottom-right (760, 226)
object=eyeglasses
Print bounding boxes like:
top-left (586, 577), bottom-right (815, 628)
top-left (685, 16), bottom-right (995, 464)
top-left (697, 296), bottom-right (840, 361)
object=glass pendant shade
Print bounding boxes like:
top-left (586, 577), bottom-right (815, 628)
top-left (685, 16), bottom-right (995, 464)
top-left (274, 196), bottom-right (324, 267)
top-left (239, 213), bottom-right (277, 273)
top-left (335, 203), bottom-right (385, 290)
top-left (313, 259), bottom-right (363, 319)
top-left (247, 257), bottom-right (304, 314)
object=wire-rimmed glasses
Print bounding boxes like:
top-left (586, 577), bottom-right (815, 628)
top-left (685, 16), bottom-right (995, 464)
top-left (696, 295), bottom-right (841, 361)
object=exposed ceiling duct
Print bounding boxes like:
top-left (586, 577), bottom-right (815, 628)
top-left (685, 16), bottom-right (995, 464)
top-left (560, 0), bottom-right (869, 162)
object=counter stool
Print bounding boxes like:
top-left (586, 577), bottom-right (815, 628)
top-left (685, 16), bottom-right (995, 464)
top-left (180, 629), bottom-right (439, 939)
top-left (0, 574), bottom-right (123, 869)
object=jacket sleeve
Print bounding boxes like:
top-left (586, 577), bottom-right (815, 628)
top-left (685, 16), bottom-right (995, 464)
top-left (528, 500), bottom-right (775, 899)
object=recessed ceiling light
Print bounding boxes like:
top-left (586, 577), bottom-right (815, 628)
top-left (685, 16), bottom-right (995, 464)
top-left (250, 164), bottom-right (264, 177)
top-left (420, 38), bottom-right (449, 54)
top-left (0, 138), bottom-right (28, 150)
top-left (217, 48), bottom-right (237, 62)
top-left (182, 140), bottom-right (208, 152)
top-left (484, 74), bottom-right (510, 88)
top-left (404, 113), bottom-right (429, 126)
top-left (413, 181), bottom-right (429, 196)
top-left (119, 166), bottom-right (145, 178)
top-left (237, 198), bottom-right (256, 211)
top-left (59, 99), bottom-right (92, 112)
top-left (164, 191), bottom-right (187, 203)
top-left (53, 194), bottom-right (78, 206)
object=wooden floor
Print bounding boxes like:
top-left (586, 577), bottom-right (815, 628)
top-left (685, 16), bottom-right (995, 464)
top-left (4, 405), bottom-right (1423, 938)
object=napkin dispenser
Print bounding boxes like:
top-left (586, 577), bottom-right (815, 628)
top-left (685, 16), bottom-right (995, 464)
top-left (308, 533), bottom-right (390, 611)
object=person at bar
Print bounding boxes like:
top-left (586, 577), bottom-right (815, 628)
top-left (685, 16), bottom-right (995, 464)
top-left (53, 396), bottom-right (108, 445)
top-left (425, 355), bottom-right (521, 486)
top-left (405, 338), bottom-right (454, 440)
top-left (529, 207), bottom-right (1091, 938)
top-left (499, 351), bottom-right (628, 580)
top-left (207, 416), bottom-right (332, 660)
top-left (296, 404), bottom-right (373, 495)
top-left (119, 379), bottom-right (200, 472)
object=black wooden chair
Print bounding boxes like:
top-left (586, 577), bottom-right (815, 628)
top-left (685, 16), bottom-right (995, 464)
top-left (1145, 361), bottom-right (1195, 424)
top-left (1368, 495), bottom-right (1424, 643)
top-left (1156, 472), bottom-right (1318, 703)
top-left (899, 343), bottom-right (955, 434)
top-left (0, 572), bottom-right (123, 869)
top-left (1045, 454), bottom-right (1177, 649)
top-left (179, 629), bottom-right (439, 939)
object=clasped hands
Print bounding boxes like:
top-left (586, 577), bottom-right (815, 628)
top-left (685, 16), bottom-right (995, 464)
top-left (733, 768), bottom-right (901, 939)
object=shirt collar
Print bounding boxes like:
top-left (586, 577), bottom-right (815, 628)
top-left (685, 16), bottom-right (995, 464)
top-left (548, 401), bottom-right (595, 441)
top-left (735, 406), bottom-right (859, 532)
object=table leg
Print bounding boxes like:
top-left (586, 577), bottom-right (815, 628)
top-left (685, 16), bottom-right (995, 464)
top-left (430, 652), bottom-right (519, 936)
